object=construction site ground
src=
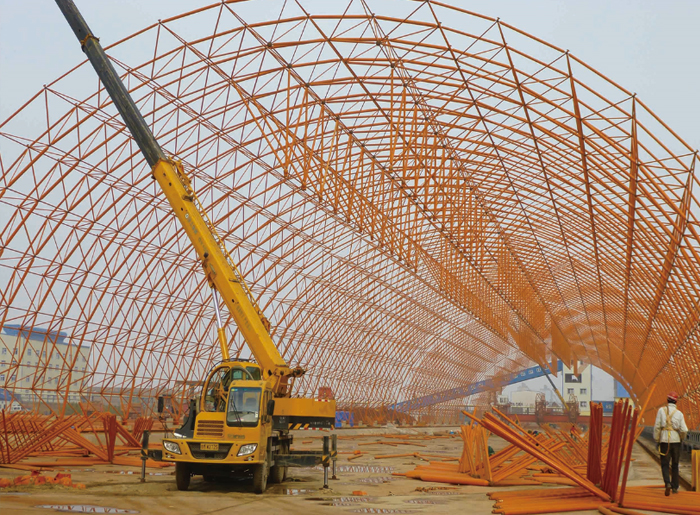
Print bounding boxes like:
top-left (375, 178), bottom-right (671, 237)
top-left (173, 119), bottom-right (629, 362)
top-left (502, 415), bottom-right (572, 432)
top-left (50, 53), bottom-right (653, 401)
top-left (0, 426), bottom-right (691, 515)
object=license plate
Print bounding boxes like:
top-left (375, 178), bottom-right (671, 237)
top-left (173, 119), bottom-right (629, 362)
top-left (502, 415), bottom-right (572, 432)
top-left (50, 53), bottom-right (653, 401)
top-left (201, 443), bottom-right (219, 451)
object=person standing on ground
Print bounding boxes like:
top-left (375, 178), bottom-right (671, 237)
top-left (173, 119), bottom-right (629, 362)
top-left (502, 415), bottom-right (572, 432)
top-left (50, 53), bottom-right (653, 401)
top-left (653, 391), bottom-right (688, 496)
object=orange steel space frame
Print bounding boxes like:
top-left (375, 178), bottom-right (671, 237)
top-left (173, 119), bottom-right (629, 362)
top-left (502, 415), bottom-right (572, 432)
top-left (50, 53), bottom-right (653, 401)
top-left (0, 1), bottom-right (698, 428)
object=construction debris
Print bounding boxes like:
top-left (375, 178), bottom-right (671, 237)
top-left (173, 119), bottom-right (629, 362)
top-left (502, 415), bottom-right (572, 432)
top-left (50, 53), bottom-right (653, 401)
top-left (0, 411), bottom-right (167, 470)
top-left (0, 470), bottom-right (85, 489)
top-left (389, 398), bottom-right (699, 514)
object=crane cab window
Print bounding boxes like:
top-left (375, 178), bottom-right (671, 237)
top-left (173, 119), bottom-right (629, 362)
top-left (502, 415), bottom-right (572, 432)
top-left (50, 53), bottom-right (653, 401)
top-left (227, 387), bottom-right (261, 427)
top-left (246, 367), bottom-right (261, 380)
top-left (227, 366), bottom-right (262, 381)
top-left (204, 367), bottom-right (229, 412)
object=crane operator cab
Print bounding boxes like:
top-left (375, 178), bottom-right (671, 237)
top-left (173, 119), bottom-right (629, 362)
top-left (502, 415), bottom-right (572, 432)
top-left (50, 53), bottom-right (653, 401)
top-left (161, 361), bottom-right (283, 493)
top-left (204, 363), bottom-right (263, 412)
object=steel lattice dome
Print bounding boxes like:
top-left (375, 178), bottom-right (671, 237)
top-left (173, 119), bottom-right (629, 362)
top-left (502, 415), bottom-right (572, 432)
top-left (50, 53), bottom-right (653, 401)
top-left (0, 0), bottom-right (698, 427)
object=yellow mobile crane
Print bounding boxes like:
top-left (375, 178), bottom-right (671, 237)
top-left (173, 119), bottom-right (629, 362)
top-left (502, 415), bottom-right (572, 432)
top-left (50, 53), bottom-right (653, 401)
top-left (55, 0), bottom-right (336, 493)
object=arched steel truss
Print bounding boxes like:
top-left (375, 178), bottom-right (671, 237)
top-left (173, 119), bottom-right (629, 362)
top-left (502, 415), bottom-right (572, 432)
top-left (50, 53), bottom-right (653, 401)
top-left (0, 0), bottom-right (698, 427)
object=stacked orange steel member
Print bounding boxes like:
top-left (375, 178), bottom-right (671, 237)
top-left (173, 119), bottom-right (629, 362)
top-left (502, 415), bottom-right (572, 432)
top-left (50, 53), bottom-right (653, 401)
top-left (394, 391), bottom-right (698, 515)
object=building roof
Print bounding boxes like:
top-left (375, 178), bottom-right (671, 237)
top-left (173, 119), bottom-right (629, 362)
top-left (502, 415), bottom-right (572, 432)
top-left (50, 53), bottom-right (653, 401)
top-left (1, 324), bottom-right (89, 348)
top-left (2, 324), bottom-right (68, 345)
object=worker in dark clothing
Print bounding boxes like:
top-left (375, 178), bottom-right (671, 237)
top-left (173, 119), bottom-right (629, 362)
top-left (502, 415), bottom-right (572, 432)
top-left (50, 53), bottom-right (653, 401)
top-left (653, 391), bottom-right (688, 496)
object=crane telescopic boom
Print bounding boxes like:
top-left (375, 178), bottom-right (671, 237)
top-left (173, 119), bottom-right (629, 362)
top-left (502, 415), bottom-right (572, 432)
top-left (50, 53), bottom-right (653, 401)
top-left (54, 0), bottom-right (303, 395)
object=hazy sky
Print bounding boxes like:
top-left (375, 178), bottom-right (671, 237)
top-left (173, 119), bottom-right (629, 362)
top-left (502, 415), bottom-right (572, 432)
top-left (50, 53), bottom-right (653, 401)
top-left (1, 0), bottom-right (699, 151)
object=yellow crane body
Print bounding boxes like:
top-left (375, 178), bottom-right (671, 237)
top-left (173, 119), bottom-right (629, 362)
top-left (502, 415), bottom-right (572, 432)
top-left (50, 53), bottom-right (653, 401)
top-left (54, 0), bottom-right (335, 493)
top-left (151, 158), bottom-right (298, 393)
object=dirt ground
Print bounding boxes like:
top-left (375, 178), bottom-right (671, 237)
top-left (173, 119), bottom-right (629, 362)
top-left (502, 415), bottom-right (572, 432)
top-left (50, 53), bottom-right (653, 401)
top-left (0, 426), bottom-right (686, 515)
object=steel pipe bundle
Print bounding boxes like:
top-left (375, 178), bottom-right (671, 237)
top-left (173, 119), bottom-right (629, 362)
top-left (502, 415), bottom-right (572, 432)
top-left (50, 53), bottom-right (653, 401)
top-left (620, 486), bottom-right (700, 515)
top-left (405, 400), bottom-right (699, 515)
top-left (458, 423), bottom-right (492, 480)
top-left (0, 411), bottom-right (153, 467)
top-left (489, 487), bottom-right (612, 515)
top-left (400, 417), bottom-right (578, 487)
top-left (595, 400), bottom-right (641, 502)
top-left (587, 402), bottom-right (604, 484)
top-left (602, 400), bottom-right (633, 499)
top-left (464, 409), bottom-right (611, 500)
top-left (490, 473), bottom-right (700, 515)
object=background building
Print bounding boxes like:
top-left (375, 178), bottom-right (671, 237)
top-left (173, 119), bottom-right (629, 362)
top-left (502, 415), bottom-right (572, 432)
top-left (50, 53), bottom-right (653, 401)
top-left (560, 362), bottom-right (593, 416)
top-left (0, 324), bottom-right (90, 410)
top-left (501, 361), bottom-right (615, 416)
top-left (0, 387), bottom-right (23, 411)
top-left (510, 385), bottom-right (539, 410)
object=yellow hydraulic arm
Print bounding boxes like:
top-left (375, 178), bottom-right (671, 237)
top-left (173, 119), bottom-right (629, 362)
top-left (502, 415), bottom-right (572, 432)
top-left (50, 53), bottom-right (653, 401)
top-left (152, 160), bottom-right (303, 392)
top-left (55, 0), bottom-right (303, 396)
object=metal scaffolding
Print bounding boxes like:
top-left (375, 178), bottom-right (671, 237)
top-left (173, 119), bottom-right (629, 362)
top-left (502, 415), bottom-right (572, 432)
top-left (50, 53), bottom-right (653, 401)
top-left (0, 0), bottom-right (698, 428)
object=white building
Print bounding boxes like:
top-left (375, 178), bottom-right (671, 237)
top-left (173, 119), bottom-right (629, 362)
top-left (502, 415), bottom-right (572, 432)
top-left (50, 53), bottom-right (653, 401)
top-left (510, 384), bottom-right (539, 408)
top-left (559, 361), bottom-right (592, 416)
top-left (500, 361), bottom-right (616, 417)
top-left (0, 324), bottom-right (90, 408)
top-left (0, 388), bottom-right (23, 411)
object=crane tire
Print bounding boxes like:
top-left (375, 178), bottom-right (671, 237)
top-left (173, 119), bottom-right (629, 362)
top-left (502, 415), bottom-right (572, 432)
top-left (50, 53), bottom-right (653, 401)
top-left (252, 462), bottom-right (269, 494)
top-left (175, 463), bottom-right (191, 491)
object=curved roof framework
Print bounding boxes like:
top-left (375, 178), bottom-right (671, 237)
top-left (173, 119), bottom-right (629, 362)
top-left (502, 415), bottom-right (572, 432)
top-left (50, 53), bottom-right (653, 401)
top-left (0, 0), bottom-right (698, 426)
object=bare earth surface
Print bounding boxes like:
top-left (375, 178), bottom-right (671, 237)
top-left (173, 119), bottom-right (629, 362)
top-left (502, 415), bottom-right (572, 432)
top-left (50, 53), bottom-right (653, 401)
top-left (0, 426), bottom-right (684, 515)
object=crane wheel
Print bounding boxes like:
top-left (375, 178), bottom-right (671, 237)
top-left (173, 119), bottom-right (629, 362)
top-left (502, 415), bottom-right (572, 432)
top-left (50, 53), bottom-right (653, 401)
top-left (252, 462), bottom-right (269, 494)
top-left (269, 440), bottom-right (289, 484)
top-left (281, 440), bottom-right (289, 481)
top-left (269, 464), bottom-right (284, 484)
top-left (175, 463), bottom-right (191, 491)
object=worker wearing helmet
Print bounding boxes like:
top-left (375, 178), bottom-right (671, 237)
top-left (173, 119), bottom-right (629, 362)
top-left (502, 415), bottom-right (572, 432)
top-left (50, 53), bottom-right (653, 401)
top-left (653, 391), bottom-right (688, 496)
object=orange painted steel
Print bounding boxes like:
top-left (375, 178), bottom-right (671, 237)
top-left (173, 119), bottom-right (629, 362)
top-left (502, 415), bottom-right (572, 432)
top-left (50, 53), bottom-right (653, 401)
top-left (470, 401), bottom-right (644, 500)
top-left (620, 488), bottom-right (700, 515)
top-left (480, 401), bottom-right (699, 515)
top-left (492, 486), bottom-right (700, 515)
top-left (0, 0), bottom-right (699, 429)
top-left (398, 419), bottom-right (589, 487)
top-left (491, 487), bottom-right (612, 515)
top-left (588, 402), bottom-right (604, 484)
top-left (0, 411), bottom-right (164, 466)
top-left (457, 423), bottom-right (492, 479)
top-left (467, 410), bottom-right (611, 500)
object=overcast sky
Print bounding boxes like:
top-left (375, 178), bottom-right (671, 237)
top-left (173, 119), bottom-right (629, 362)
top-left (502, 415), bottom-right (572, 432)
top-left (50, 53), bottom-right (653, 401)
top-left (1, 0), bottom-right (699, 150)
